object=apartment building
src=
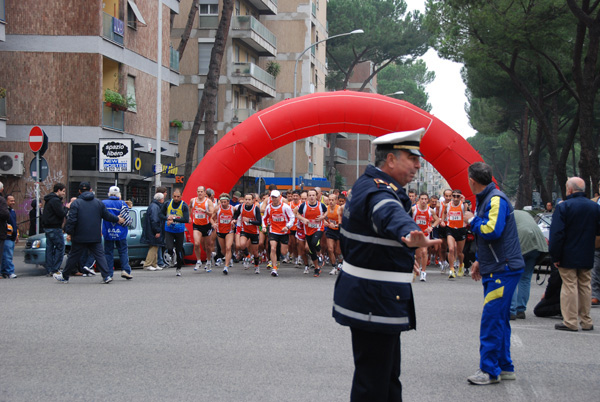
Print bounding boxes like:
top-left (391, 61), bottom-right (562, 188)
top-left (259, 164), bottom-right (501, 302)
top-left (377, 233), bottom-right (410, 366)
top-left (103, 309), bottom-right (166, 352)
top-left (0, 0), bottom-right (181, 231)
top-left (172, 0), bottom-right (330, 193)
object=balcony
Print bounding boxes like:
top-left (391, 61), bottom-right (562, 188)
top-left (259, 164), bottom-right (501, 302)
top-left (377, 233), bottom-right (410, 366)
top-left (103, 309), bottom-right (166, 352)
top-left (199, 15), bottom-right (219, 29)
top-left (102, 12), bottom-right (124, 46)
top-left (253, 157), bottom-right (275, 171)
top-left (326, 147), bottom-right (348, 164)
top-left (102, 103), bottom-right (124, 131)
top-left (169, 126), bottom-right (179, 143)
top-left (231, 16), bottom-right (277, 57)
top-left (170, 46), bottom-right (180, 71)
top-left (230, 62), bottom-right (276, 98)
top-left (232, 108), bottom-right (257, 123)
top-left (246, 0), bottom-right (277, 15)
top-left (0, 0), bottom-right (5, 22)
top-left (0, 97), bottom-right (6, 118)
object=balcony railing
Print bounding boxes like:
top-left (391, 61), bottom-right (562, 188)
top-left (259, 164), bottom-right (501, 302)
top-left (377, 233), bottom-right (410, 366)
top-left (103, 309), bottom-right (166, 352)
top-left (232, 62), bottom-right (276, 89)
top-left (253, 157), bottom-right (275, 171)
top-left (232, 16), bottom-right (277, 48)
top-left (102, 12), bottom-right (124, 46)
top-left (102, 103), bottom-right (124, 131)
top-left (199, 15), bottom-right (219, 28)
top-left (169, 126), bottom-right (179, 143)
top-left (232, 108), bottom-right (257, 122)
top-left (169, 46), bottom-right (180, 71)
top-left (0, 97), bottom-right (6, 118)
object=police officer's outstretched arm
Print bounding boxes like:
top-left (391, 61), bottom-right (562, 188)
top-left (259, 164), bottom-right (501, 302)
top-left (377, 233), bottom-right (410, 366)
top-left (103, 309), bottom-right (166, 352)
top-left (368, 192), bottom-right (441, 249)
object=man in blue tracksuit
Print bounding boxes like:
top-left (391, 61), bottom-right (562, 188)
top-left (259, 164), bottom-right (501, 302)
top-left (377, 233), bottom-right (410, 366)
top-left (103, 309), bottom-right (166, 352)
top-left (464, 162), bottom-right (524, 385)
top-left (333, 129), bottom-right (441, 401)
top-left (102, 186), bottom-right (133, 280)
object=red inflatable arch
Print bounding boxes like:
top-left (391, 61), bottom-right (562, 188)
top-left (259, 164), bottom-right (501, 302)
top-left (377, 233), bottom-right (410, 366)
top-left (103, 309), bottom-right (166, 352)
top-left (182, 90), bottom-right (484, 204)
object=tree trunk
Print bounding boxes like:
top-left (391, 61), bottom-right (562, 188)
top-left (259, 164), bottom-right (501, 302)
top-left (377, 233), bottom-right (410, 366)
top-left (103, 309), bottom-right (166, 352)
top-left (183, 0), bottom-right (234, 183)
top-left (177, 0), bottom-right (199, 60)
top-left (515, 105), bottom-right (531, 209)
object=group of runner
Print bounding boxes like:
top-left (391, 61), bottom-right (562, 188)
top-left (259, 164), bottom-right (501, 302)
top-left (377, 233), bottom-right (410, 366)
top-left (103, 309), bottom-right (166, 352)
top-left (186, 185), bottom-right (346, 277)
top-left (183, 184), bottom-right (470, 280)
top-left (408, 188), bottom-right (472, 282)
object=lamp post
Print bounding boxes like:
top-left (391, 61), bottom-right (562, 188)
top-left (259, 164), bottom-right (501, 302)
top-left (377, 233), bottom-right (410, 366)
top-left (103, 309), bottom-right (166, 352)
top-left (356, 90), bottom-right (404, 180)
top-left (292, 29), bottom-right (364, 190)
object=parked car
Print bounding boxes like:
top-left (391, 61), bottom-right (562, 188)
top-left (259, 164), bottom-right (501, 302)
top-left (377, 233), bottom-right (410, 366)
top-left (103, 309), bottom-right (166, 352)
top-left (534, 212), bottom-right (552, 242)
top-left (24, 206), bottom-right (194, 269)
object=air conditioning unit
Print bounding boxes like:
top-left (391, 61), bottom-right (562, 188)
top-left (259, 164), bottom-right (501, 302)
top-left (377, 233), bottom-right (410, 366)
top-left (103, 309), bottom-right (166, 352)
top-left (0, 152), bottom-right (25, 176)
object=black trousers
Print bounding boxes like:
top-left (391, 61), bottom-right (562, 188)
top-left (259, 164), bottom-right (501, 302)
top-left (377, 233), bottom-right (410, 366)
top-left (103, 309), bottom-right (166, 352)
top-left (63, 241), bottom-right (110, 280)
top-left (350, 327), bottom-right (402, 402)
top-left (165, 231), bottom-right (185, 268)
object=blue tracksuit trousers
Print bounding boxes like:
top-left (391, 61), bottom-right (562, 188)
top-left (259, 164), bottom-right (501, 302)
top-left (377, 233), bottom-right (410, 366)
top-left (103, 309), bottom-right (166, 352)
top-left (480, 268), bottom-right (522, 378)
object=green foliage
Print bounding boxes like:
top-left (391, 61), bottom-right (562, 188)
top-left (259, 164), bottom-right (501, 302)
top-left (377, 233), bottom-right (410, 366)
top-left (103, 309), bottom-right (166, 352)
top-left (0, 87), bottom-right (5, 99)
top-left (170, 119), bottom-right (183, 128)
top-left (377, 60), bottom-right (435, 112)
top-left (266, 61), bottom-right (281, 78)
top-left (104, 88), bottom-right (136, 109)
top-left (326, 0), bottom-right (430, 90)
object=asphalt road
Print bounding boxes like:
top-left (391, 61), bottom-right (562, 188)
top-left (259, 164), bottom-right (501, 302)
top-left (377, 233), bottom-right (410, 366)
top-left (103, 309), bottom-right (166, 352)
top-left (1, 246), bottom-right (599, 402)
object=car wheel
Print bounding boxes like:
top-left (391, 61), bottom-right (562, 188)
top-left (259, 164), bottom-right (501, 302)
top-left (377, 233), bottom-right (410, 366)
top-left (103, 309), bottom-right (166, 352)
top-left (163, 250), bottom-right (177, 268)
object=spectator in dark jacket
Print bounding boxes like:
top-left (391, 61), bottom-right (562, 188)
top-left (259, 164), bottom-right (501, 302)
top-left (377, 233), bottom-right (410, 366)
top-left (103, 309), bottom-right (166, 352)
top-left (28, 199), bottom-right (44, 236)
top-left (141, 192), bottom-right (165, 271)
top-left (0, 182), bottom-right (12, 276)
top-left (549, 177), bottom-right (600, 331)
top-left (53, 182), bottom-right (124, 284)
top-left (534, 267), bottom-right (562, 317)
top-left (42, 183), bottom-right (68, 275)
top-left (2, 195), bottom-right (18, 278)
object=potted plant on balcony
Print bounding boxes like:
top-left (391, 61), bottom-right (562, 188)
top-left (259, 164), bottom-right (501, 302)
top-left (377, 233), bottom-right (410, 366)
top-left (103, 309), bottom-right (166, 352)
top-left (170, 119), bottom-right (183, 128)
top-left (0, 87), bottom-right (6, 99)
top-left (266, 61), bottom-right (280, 78)
top-left (104, 88), bottom-right (136, 111)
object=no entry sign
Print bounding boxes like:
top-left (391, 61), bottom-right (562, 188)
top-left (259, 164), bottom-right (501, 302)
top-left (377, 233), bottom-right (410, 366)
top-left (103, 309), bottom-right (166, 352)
top-left (29, 126), bottom-right (48, 154)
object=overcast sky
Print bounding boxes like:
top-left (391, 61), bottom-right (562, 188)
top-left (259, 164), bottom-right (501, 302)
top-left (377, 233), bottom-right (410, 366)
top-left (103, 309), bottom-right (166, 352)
top-left (404, 0), bottom-right (477, 138)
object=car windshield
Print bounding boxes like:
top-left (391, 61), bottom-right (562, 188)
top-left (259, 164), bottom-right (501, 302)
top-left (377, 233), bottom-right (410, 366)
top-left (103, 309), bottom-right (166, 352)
top-left (535, 213), bottom-right (552, 226)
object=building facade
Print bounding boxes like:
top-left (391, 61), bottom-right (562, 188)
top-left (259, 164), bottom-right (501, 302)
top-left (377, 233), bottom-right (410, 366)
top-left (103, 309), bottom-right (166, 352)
top-left (0, 0), bottom-right (181, 234)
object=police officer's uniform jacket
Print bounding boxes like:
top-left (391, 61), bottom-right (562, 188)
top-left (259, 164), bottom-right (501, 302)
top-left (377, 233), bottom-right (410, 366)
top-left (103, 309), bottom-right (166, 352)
top-left (333, 164), bottom-right (420, 334)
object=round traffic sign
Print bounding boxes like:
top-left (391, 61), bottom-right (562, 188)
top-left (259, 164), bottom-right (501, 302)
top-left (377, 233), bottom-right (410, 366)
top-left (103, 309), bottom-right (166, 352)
top-left (29, 126), bottom-right (44, 153)
top-left (30, 157), bottom-right (49, 181)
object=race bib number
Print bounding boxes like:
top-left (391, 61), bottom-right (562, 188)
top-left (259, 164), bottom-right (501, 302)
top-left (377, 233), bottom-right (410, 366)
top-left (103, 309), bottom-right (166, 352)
top-left (195, 212), bottom-right (206, 219)
top-left (219, 216), bottom-right (231, 224)
top-left (416, 217), bottom-right (427, 226)
top-left (272, 215), bottom-right (285, 222)
top-left (448, 211), bottom-right (461, 221)
top-left (308, 221), bottom-right (320, 229)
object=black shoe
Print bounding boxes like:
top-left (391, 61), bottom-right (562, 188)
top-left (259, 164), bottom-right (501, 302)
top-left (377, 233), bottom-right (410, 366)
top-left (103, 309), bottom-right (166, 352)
top-left (516, 311), bottom-right (526, 319)
top-left (555, 323), bottom-right (578, 332)
top-left (510, 314), bottom-right (516, 321)
top-left (582, 325), bottom-right (594, 331)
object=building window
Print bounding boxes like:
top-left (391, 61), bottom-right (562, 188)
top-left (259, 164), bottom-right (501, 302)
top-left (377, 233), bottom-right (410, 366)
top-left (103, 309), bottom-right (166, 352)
top-left (315, 32), bottom-right (319, 50)
top-left (127, 75), bottom-right (137, 113)
top-left (71, 144), bottom-right (98, 171)
top-left (199, 3), bottom-right (218, 15)
top-left (127, 4), bottom-right (137, 29)
top-left (235, 0), bottom-right (241, 16)
top-left (199, 43), bottom-right (213, 75)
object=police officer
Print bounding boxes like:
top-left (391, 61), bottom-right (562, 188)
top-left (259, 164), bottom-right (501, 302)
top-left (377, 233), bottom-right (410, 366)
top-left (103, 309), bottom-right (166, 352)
top-left (333, 128), bottom-right (441, 401)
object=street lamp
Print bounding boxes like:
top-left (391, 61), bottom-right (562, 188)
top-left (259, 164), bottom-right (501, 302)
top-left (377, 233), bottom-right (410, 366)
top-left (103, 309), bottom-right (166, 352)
top-left (292, 28), bottom-right (364, 190)
top-left (357, 90), bottom-right (404, 179)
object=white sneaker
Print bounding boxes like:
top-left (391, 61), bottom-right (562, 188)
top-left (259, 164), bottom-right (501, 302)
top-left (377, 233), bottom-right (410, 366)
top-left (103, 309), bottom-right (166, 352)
top-left (205, 261), bottom-right (212, 272)
top-left (215, 258), bottom-right (223, 267)
top-left (194, 260), bottom-right (202, 271)
top-left (176, 268), bottom-right (181, 277)
top-left (254, 267), bottom-right (260, 274)
top-left (223, 267), bottom-right (228, 275)
top-left (155, 265), bottom-right (163, 271)
top-left (8, 273), bottom-right (17, 279)
top-left (304, 266), bottom-right (309, 275)
top-left (420, 271), bottom-right (427, 282)
top-left (145, 266), bottom-right (157, 271)
top-left (329, 267), bottom-right (337, 275)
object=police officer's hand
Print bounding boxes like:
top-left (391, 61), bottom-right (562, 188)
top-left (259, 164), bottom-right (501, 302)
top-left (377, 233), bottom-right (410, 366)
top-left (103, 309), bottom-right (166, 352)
top-left (401, 230), bottom-right (442, 249)
top-left (470, 261), bottom-right (481, 281)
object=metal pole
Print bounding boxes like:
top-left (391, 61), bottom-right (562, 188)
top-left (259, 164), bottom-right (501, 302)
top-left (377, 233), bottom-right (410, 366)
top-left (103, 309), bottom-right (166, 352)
top-left (35, 152), bottom-right (40, 235)
top-left (292, 29), bottom-right (363, 191)
top-left (155, 0), bottom-right (162, 188)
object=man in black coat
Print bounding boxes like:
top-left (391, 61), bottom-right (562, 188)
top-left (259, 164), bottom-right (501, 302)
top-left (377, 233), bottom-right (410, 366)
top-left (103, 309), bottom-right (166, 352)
top-left (53, 182), bottom-right (124, 284)
top-left (42, 183), bottom-right (68, 275)
top-left (141, 192), bottom-right (165, 271)
top-left (0, 181), bottom-right (10, 275)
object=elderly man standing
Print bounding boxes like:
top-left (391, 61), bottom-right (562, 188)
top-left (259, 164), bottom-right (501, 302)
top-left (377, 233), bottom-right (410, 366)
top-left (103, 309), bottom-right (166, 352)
top-left (463, 162), bottom-right (524, 385)
top-left (333, 129), bottom-right (440, 401)
top-left (549, 177), bottom-right (600, 331)
top-left (102, 186), bottom-right (133, 280)
top-left (141, 192), bottom-right (165, 272)
top-left (0, 182), bottom-right (9, 276)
